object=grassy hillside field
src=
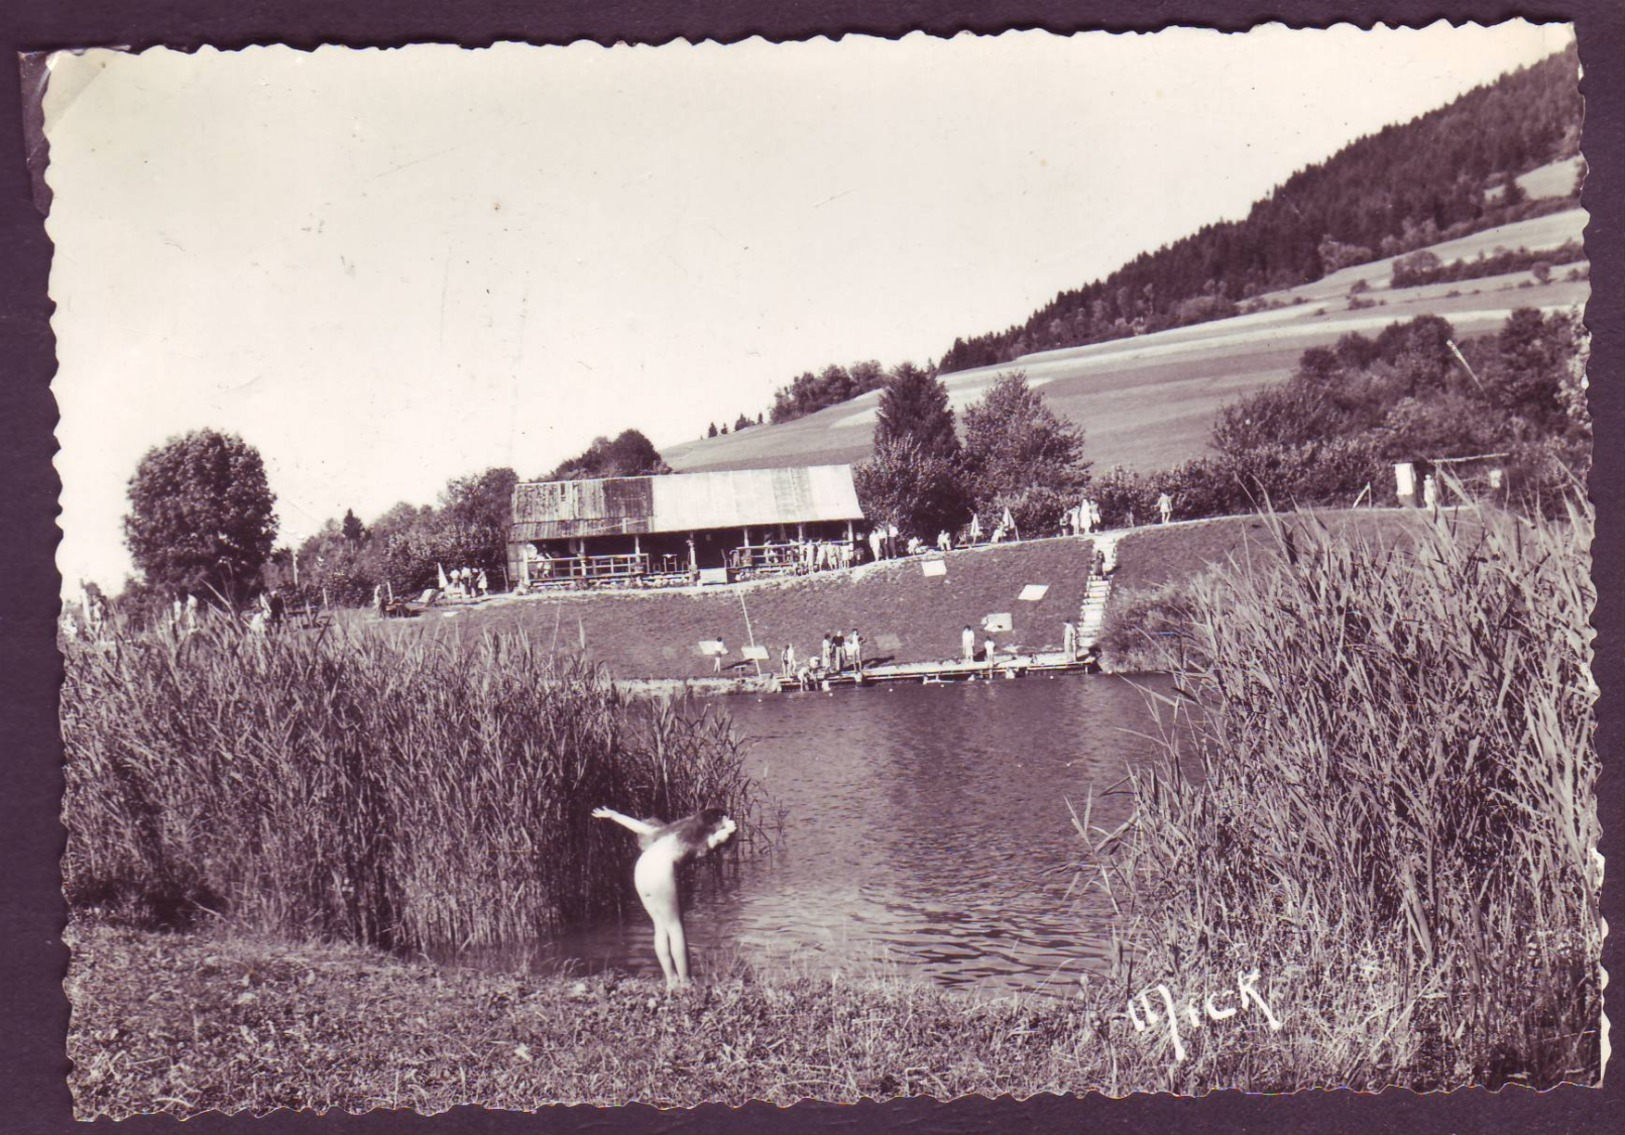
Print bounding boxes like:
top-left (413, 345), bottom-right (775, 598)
top-left (663, 202), bottom-right (1586, 476)
top-left (382, 538), bottom-right (1100, 678)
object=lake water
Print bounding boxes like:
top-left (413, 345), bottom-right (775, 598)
top-left (470, 674), bottom-right (1178, 997)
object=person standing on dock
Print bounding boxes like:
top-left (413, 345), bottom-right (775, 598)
top-left (1063, 618), bottom-right (1078, 660)
top-left (821, 633), bottom-right (834, 672)
top-left (781, 643), bottom-right (796, 677)
top-left (962, 625), bottom-right (976, 663)
top-left (832, 630), bottom-right (846, 673)
top-left (713, 635), bottom-right (727, 674)
top-left (848, 628), bottom-right (863, 673)
top-left (984, 636), bottom-right (997, 671)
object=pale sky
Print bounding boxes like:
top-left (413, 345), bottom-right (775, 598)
top-left (46, 22), bottom-right (1574, 593)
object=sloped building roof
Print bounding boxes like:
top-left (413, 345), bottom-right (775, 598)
top-left (510, 465), bottom-right (864, 541)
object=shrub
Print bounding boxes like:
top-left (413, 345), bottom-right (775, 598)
top-left (1088, 467), bottom-right (1159, 529)
top-left (1096, 579), bottom-right (1205, 673)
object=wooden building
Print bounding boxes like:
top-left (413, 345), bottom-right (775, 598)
top-left (507, 465), bottom-right (866, 587)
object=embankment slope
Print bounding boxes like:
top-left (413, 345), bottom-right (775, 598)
top-left (391, 538), bottom-right (1098, 679)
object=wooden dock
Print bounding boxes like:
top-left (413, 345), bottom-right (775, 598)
top-left (776, 651), bottom-right (1100, 692)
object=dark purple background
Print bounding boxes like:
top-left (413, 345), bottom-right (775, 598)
top-left (3, 3), bottom-right (1620, 1132)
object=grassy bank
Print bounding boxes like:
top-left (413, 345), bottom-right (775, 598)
top-left (1099, 509), bottom-right (1441, 671)
top-left (61, 620), bottom-right (756, 953)
top-left (70, 921), bottom-right (1426, 1117)
top-left (399, 537), bottom-right (1098, 679)
top-left (1086, 501), bottom-right (1602, 1089)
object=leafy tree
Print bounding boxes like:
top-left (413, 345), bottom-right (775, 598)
top-left (960, 372), bottom-right (1089, 512)
top-left (442, 467), bottom-right (518, 531)
top-left (1481, 307), bottom-right (1586, 435)
top-left (875, 363), bottom-right (958, 459)
top-left (768, 358), bottom-right (891, 424)
top-left (853, 437), bottom-right (969, 540)
top-left (1212, 382), bottom-right (1337, 456)
top-left (546, 430), bottom-right (670, 481)
top-left (433, 466), bottom-right (520, 577)
top-left (123, 429), bottom-right (277, 604)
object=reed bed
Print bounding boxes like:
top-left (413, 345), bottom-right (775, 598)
top-left (61, 618), bottom-right (757, 954)
top-left (1084, 500), bottom-right (1601, 1089)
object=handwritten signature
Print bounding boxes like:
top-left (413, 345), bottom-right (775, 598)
top-left (1119, 969), bottom-right (1283, 1064)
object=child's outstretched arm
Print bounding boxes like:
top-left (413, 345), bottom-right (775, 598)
top-left (592, 806), bottom-right (661, 838)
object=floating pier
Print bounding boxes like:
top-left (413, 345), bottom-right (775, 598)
top-left (776, 651), bottom-right (1100, 692)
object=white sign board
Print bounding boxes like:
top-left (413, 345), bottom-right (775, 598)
top-left (983, 613), bottom-right (1012, 632)
top-left (1018, 584), bottom-right (1049, 601)
top-left (699, 639), bottom-right (727, 656)
top-left (741, 644), bottom-right (770, 661)
top-left (921, 559), bottom-right (947, 577)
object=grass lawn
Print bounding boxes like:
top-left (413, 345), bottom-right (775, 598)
top-left (1110, 508), bottom-right (1438, 593)
top-left (67, 921), bottom-right (1384, 1116)
top-left (387, 538), bottom-right (1099, 680)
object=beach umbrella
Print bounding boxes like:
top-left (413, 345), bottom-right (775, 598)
top-left (437, 562), bottom-right (449, 590)
top-left (969, 514), bottom-right (983, 539)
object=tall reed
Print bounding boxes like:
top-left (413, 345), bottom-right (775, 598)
top-left (61, 619), bottom-right (757, 954)
top-left (1085, 501), bottom-right (1601, 1088)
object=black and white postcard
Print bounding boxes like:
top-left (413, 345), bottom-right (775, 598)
top-left (35, 20), bottom-right (1605, 1123)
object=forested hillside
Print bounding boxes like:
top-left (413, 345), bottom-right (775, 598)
top-left (938, 45), bottom-right (1581, 372)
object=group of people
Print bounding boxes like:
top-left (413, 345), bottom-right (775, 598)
top-left (61, 588), bottom-right (109, 642)
top-left (444, 565), bottom-right (490, 599)
top-left (961, 624), bottom-right (997, 666)
top-left (865, 524), bottom-right (904, 562)
top-left (781, 628), bottom-right (864, 683)
top-left (1065, 498), bottom-right (1103, 535)
top-left (730, 538), bottom-right (861, 576)
top-left (246, 589), bottom-right (287, 634)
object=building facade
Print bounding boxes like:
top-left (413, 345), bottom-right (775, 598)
top-left (507, 464), bottom-right (866, 587)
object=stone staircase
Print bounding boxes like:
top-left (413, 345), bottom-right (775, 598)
top-left (1077, 533), bottom-right (1122, 650)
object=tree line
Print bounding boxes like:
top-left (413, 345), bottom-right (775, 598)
top-left (1087, 306), bottom-right (1588, 526)
top-left (853, 303), bottom-right (1587, 543)
top-left (938, 46), bottom-right (1581, 373)
top-left (112, 428), bottom-right (669, 620)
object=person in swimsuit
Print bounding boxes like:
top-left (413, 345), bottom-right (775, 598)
top-left (591, 806), bottom-right (737, 990)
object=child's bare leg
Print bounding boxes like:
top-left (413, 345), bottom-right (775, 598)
top-left (665, 918), bottom-right (690, 987)
top-left (651, 924), bottom-right (678, 988)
